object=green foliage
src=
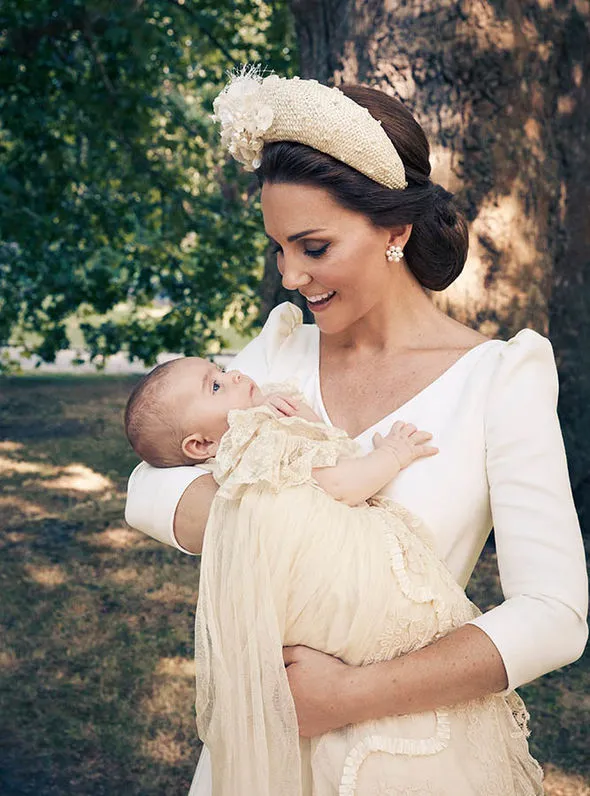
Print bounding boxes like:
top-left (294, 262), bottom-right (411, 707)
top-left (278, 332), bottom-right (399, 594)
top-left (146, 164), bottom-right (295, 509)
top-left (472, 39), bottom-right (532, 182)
top-left (0, 0), bottom-right (296, 367)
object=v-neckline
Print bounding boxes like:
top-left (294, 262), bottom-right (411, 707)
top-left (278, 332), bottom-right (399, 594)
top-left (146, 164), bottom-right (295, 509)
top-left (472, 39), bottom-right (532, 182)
top-left (314, 335), bottom-right (500, 441)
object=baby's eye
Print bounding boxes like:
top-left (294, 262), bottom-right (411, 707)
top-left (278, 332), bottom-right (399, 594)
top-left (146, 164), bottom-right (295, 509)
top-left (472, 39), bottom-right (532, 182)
top-left (212, 380), bottom-right (221, 394)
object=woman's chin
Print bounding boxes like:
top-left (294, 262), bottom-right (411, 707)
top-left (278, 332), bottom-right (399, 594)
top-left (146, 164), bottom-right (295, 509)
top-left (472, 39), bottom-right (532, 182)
top-left (312, 306), bottom-right (357, 335)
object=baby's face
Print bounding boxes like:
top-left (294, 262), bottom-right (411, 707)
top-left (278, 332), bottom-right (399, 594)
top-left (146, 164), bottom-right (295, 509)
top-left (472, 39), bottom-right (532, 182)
top-left (171, 357), bottom-right (262, 443)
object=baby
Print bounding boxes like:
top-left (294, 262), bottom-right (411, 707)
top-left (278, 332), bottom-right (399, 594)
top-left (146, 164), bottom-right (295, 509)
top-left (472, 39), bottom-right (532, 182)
top-left (124, 356), bottom-right (438, 504)
top-left (124, 357), bottom-right (543, 796)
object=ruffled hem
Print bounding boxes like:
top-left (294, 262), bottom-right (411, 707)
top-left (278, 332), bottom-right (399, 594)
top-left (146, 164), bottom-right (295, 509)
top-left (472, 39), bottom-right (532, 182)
top-left (339, 713), bottom-right (452, 796)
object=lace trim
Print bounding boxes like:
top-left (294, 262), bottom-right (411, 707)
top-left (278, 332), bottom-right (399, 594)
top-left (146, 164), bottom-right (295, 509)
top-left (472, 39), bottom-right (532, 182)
top-left (364, 504), bottom-right (479, 666)
top-left (506, 691), bottom-right (532, 738)
top-left (213, 403), bottom-right (359, 499)
top-left (338, 712), bottom-right (452, 796)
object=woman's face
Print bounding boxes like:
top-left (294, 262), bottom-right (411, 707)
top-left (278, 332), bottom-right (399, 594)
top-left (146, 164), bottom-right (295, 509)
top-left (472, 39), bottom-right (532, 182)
top-left (261, 182), bottom-right (395, 335)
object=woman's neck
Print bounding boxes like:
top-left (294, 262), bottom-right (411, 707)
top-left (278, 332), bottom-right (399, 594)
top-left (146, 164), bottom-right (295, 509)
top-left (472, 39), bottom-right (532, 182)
top-left (324, 270), bottom-right (447, 356)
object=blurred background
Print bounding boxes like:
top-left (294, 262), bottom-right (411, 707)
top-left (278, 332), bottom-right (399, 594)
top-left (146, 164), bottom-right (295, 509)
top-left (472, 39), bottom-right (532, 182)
top-left (1, 1), bottom-right (588, 793)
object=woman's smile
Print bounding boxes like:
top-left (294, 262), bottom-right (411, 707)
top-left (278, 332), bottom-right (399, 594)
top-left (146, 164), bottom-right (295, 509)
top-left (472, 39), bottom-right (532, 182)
top-left (303, 290), bottom-right (336, 312)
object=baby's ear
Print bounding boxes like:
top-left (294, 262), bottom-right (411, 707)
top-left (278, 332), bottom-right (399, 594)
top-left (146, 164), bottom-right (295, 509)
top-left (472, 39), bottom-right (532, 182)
top-left (181, 434), bottom-right (218, 462)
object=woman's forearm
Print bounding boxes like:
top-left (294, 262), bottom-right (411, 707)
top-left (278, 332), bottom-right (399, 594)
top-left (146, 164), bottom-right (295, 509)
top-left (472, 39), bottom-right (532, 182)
top-left (350, 625), bottom-right (507, 724)
top-left (284, 624), bottom-right (508, 737)
top-left (173, 473), bottom-right (218, 554)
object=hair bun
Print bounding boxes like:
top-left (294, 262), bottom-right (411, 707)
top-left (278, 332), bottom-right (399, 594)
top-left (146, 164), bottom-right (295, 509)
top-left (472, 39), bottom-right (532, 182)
top-left (431, 184), bottom-right (458, 227)
top-left (404, 183), bottom-right (468, 291)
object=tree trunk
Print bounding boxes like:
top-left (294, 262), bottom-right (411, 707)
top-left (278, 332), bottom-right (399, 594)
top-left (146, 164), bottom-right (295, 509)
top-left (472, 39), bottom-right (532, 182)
top-left (271, 0), bottom-right (590, 503)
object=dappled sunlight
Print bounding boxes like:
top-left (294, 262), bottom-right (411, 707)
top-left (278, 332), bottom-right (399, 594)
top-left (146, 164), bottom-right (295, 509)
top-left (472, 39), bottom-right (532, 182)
top-left (143, 730), bottom-right (186, 764)
top-left (109, 567), bottom-right (140, 584)
top-left (0, 454), bottom-right (53, 476)
top-left (0, 495), bottom-right (48, 524)
top-left (3, 530), bottom-right (27, 543)
top-left (93, 525), bottom-right (144, 549)
top-left (557, 95), bottom-right (576, 115)
top-left (0, 648), bottom-right (18, 672)
top-left (0, 441), bottom-right (24, 453)
top-left (141, 673), bottom-right (194, 717)
top-left (24, 563), bottom-right (68, 586)
top-left (44, 463), bottom-right (114, 493)
top-left (430, 145), bottom-right (461, 194)
top-left (542, 763), bottom-right (590, 795)
top-left (444, 187), bottom-right (547, 329)
top-left (558, 684), bottom-right (590, 712)
top-left (146, 582), bottom-right (197, 605)
top-left (464, 0), bottom-right (516, 51)
top-left (155, 657), bottom-right (194, 678)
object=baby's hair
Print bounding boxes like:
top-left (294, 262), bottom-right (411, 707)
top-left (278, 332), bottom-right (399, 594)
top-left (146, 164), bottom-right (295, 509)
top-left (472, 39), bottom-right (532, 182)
top-left (124, 359), bottom-right (192, 468)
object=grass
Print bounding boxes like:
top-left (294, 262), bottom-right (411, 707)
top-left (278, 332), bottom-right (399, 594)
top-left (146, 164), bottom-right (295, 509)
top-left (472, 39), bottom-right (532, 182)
top-left (0, 375), bottom-right (588, 795)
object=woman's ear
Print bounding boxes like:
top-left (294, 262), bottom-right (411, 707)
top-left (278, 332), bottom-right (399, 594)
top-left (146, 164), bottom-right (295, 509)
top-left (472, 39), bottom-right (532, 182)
top-left (387, 223), bottom-right (413, 250)
top-left (181, 433), bottom-right (219, 462)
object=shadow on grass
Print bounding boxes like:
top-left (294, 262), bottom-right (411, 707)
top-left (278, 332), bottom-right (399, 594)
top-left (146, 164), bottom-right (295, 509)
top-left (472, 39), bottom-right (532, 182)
top-left (0, 375), bottom-right (588, 794)
top-left (0, 376), bottom-right (201, 795)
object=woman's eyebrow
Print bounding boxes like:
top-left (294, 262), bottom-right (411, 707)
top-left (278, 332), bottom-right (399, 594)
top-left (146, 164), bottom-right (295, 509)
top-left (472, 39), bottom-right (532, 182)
top-left (265, 228), bottom-right (326, 243)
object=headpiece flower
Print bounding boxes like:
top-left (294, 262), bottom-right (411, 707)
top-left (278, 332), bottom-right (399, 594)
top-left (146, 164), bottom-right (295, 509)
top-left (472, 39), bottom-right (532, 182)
top-left (212, 65), bottom-right (276, 171)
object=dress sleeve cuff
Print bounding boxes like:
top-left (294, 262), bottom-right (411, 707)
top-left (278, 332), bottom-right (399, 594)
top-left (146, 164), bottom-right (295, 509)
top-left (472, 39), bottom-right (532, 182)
top-left (466, 595), bottom-right (589, 693)
top-left (125, 461), bottom-right (209, 555)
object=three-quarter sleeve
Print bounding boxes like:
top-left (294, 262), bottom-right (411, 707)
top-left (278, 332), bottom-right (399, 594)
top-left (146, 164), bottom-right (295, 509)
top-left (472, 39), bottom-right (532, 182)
top-left (467, 329), bottom-right (588, 689)
top-left (124, 302), bottom-right (304, 551)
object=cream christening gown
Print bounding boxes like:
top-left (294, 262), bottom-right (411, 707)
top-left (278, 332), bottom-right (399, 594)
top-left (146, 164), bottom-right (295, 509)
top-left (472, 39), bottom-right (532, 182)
top-left (194, 403), bottom-right (544, 796)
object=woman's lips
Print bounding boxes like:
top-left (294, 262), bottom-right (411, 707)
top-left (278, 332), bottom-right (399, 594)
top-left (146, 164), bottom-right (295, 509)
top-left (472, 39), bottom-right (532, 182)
top-left (305, 291), bottom-right (336, 312)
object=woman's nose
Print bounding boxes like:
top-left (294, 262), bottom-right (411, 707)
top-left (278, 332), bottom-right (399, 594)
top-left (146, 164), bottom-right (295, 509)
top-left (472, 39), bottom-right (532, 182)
top-left (280, 258), bottom-right (311, 291)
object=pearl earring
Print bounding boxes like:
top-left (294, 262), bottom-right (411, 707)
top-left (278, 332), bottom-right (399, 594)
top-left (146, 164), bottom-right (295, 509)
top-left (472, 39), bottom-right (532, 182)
top-left (385, 244), bottom-right (404, 263)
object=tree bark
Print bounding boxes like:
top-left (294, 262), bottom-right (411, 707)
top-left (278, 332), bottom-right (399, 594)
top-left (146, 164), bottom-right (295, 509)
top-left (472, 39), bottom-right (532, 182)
top-left (275, 0), bottom-right (590, 502)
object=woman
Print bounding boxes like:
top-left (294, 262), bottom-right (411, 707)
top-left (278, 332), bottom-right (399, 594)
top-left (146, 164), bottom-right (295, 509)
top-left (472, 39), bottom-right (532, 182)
top-left (125, 67), bottom-right (588, 794)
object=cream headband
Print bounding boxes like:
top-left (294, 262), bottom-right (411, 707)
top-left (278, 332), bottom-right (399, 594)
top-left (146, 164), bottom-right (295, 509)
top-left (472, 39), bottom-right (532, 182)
top-left (211, 65), bottom-right (408, 191)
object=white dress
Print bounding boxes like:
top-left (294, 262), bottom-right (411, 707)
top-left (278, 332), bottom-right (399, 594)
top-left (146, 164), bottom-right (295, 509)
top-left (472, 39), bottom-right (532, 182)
top-left (124, 303), bottom-right (588, 795)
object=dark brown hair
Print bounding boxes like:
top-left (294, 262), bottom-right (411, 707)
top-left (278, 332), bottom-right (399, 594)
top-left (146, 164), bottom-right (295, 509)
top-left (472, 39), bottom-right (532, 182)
top-left (124, 360), bottom-right (189, 468)
top-left (255, 84), bottom-right (468, 291)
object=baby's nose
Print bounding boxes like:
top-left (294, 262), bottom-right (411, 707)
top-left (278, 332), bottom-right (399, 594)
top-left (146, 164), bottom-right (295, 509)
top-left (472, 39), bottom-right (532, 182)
top-left (228, 370), bottom-right (241, 384)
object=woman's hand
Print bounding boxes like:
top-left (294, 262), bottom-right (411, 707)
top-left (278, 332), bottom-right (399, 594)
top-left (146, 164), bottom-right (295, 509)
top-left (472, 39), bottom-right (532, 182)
top-left (282, 645), bottom-right (368, 737)
top-left (284, 627), bottom-right (509, 739)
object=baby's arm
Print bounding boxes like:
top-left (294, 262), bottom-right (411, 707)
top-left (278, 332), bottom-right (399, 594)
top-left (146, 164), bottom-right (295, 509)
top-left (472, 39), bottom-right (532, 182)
top-left (312, 422), bottom-right (438, 506)
top-left (261, 394), bottom-right (437, 505)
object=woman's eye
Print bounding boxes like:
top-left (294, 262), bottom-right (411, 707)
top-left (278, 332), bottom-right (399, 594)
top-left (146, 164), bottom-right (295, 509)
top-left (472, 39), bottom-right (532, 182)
top-left (270, 243), bottom-right (329, 258)
top-left (304, 244), bottom-right (329, 258)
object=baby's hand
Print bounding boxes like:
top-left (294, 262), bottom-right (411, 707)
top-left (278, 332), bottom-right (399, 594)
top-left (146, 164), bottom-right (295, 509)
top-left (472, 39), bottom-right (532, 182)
top-left (264, 393), bottom-right (322, 423)
top-left (264, 392), bottom-right (300, 417)
top-left (373, 421), bottom-right (438, 469)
